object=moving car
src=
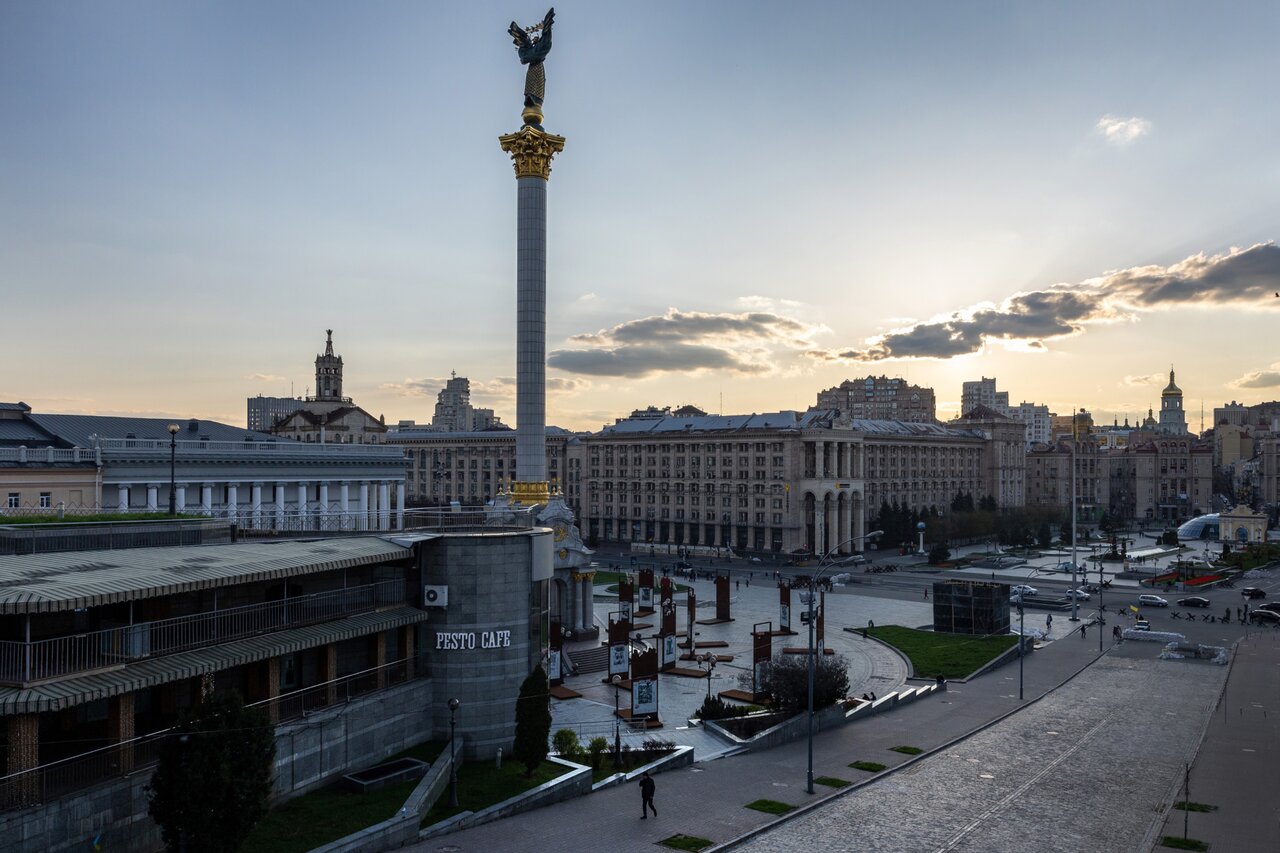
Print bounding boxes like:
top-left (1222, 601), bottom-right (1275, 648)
top-left (1255, 601), bottom-right (1280, 614)
top-left (1010, 585), bottom-right (1039, 597)
top-left (1064, 588), bottom-right (1091, 600)
top-left (1247, 609), bottom-right (1280, 625)
top-left (1176, 596), bottom-right (1211, 608)
top-left (1242, 587), bottom-right (1267, 599)
top-left (1138, 594), bottom-right (1169, 607)
top-left (1133, 619), bottom-right (1151, 631)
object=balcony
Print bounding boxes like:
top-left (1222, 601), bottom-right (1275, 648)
top-left (0, 579), bottom-right (406, 686)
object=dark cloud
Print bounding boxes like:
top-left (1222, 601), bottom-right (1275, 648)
top-left (1230, 365), bottom-right (1280, 389)
top-left (552, 308), bottom-right (819, 377)
top-left (810, 243), bottom-right (1280, 362)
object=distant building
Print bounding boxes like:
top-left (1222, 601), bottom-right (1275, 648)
top-left (1025, 439), bottom-right (1111, 522)
top-left (1008, 401), bottom-right (1051, 448)
top-left (272, 331), bottom-right (388, 445)
top-left (1050, 410), bottom-right (1094, 441)
top-left (961, 377), bottom-right (1009, 416)
top-left (1156, 368), bottom-right (1189, 435)
top-left (246, 395), bottom-right (305, 432)
top-left (949, 406), bottom-right (1027, 509)
top-left (429, 374), bottom-right (503, 432)
top-left (815, 377), bottom-right (936, 423)
top-left (0, 402), bottom-right (100, 511)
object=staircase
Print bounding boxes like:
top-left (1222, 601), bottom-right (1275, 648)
top-left (566, 644), bottom-right (609, 675)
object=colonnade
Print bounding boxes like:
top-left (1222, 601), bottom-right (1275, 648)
top-left (111, 479), bottom-right (407, 531)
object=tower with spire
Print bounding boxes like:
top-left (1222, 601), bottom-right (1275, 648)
top-left (1157, 366), bottom-right (1188, 435)
top-left (314, 329), bottom-right (346, 402)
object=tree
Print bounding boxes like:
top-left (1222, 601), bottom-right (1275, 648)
top-left (978, 494), bottom-right (998, 512)
top-left (148, 690), bottom-right (275, 853)
top-left (749, 652), bottom-right (850, 713)
top-left (928, 542), bottom-right (951, 565)
top-left (513, 663), bottom-right (551, 776)
top-left (1037, 520), bottom-right (1053, 549)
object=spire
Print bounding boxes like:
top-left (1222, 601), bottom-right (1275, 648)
top-left (324, 329), bottom-right (335, 357)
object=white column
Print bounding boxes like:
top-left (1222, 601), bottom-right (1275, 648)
top-left (176, 485), bottom-right (186, 513)
top-left (318, 482), bottom-right (329, 531)
top-left (814, 496), bottom-right (825, 554)
top-left (854, 497), bottom-right (865, 551)
top-left (201, 484), bottom-right (212, 515)
top-left (275, 483), bottom-right (286, 528)
top-left (358, 482), bottom-right (369, 531)
top-left (581, 578), bottom-right (593, 630)
top-left (226, 484), bottom-right (238, 522)
top-left (379, 481), bottom-right (390, 531)
top-left (339, 482), bottom-right (350, 530)
top-left (117, 484), bottom-right (129, 511)
top-left (297, 482), bottom-right (308, 527)
top-left (251, 482), bottom-right (263, 529)
top-left (146, 485), bottom-right (158, 512)
top-left (838, 497), bottom-right (850, 552)
top-left (815, 441), bottom-right (825, 479)
top-left (396, 482), bottom-right (405, 531)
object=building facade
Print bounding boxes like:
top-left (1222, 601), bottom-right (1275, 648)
top-left (387, 425), bottom-right (574, 507)
top-left (424, 374), bottom-right (504, 432)
top-left (1156, 368), bottom-right (1189, 435)
top-left (815, 377), bottom-right (936, 423)
top-left (246, 395), bottom-right (305, 432)
top-left (1025, 440), bottom-right (1112, 522)
top-left (1009, 401), bottom-right (1052, 447)
top-left (1129, 435), bottom-right (1212, 521)
top-left (271, 331), bottom-right (389, 446)
top-left (960, 377), bottom-right (1009, 416)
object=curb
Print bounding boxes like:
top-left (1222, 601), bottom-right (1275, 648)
top-left (708, 645), bottom-right (1113, 852)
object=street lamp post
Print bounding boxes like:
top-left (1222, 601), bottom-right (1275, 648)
top-left (698, 653), bottom-right (716, 701)
top-left (167, 424), bottom-right (179, 516)
top-left (1070, 413), bottom-right (1080, 622)
top-left (1018, 602), bottom-right (1025, 700)
top-left (806, 529), bottom-right (883, 795)
top-left (447, 698), bottom-right (460, 808)
top-left (611, 673), bottom-right (623, 769)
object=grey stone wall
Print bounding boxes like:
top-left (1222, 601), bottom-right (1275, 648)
top-left (419, 531), bottom-right (543, 760)
top-left (0, 678), bottom-right (433, 853)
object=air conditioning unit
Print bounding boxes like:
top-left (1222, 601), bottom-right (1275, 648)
top-left (423, 585), bottom-right (449, 608)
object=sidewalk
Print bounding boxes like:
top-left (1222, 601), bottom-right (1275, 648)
top-left (1153, 631), bottom-right (1280, 852)
top-left (407, 623), bottom-right (1106, 853)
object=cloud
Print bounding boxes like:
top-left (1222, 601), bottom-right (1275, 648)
top-left (808, 243), bottom-right (1280, 362)
top-left (1122, 373), bottom-right (1164, 387)
top-left (736, 295), bottom-right (803, 312)
top-left (1230, 364), bottom-right (1280, 389)
top-left (1096, 114), bottom-right (1152, 146)
top-left (550, 308), bottom-right (823, 378)
top-left (379, 375), bottom-right (588, 401)
top-left (245, 373), bottom-right (288, 383)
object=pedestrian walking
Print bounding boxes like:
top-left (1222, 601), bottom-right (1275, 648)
top-left (1081, 624), bottom-right (1087, 640)
top-left (639, 771), bottom-right (657, 819)
top-left (923, 587), bottom-right (929, 600)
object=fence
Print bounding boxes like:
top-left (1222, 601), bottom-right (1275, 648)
top-left (0, 580), bottom-right (406, 685)
top-left (0, 656), bottom-right (423, 810)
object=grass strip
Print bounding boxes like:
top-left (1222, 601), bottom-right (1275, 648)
top-left (813, 776), bottom-right (851, 788)
top-left (849, 760), bottom-right (886, 772)
top-left (1159, 837), bottom-right (1209, 851)
top-left (421, 759), bottom-right (568, 827)
top-left (1172, 801), bottom-right (1218, 813)
top-left (889, 745), bottom-right (923, 755)
top-left (745, 798), bottom-right (795, 815)
top-left (661, 835), bottom-right (714, 852)
top-left (866, 625), bottom-right (1019, 680)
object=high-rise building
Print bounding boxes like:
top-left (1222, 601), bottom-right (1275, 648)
top-left (815, 377), bottom-right (936, 423)
top-left (429, 374), bottom-right (503, 432)
top-left (1009, 402), bottom-right (1051, 448)
top-left (961, 377), bottom-right (1010, 416)
top-left (246, 395), bottom-right (305, 432)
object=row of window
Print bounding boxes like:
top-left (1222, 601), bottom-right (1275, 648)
top-left (7, 492), bottom-right (52, 508)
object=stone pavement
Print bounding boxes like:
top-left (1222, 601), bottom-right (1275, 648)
top-left (408, 619), bottom-right (1116, 853)
top-left (1154, 632), bottom-right (1280, 852)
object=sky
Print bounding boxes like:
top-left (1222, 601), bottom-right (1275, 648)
top-left (4, 1), bottom-right (1280, 432)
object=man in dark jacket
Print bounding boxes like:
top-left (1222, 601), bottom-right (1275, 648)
top-left (640, 771), bottom-right (657, 819)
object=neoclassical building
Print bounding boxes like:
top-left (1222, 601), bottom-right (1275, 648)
top-left (272, 331), bottom-right (388, 446)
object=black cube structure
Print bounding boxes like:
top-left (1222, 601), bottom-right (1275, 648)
top-left (932, 580), bottom-right (1010, 635)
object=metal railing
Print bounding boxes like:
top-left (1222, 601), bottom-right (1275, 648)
top-left (0, 447), bottom-right (98, 464)
top-left (0, 656), bottom-right (424, 810)
top-left (0, 518), bottom-right (232, 555)
top-left (95, 437), bottom-right (406, 458)
top-left (0, 580), bottom-right (406, 685)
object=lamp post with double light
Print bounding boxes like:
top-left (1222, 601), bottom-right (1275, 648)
top-left (611, 673), bottom-right (623, 769)
top-left (806, 528), bottom-right (883, 795)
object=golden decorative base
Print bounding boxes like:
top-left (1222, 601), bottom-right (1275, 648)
top-left (499, 124), bottom-right (566, 180)
top-left (510, 480), bottom-right (551, 506)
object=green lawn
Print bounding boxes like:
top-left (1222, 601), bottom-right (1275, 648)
top-left (867, 625), bottom-right (1019, 679)
top-left (813, 776), bottom-right (851, 788)
top-left (1159, 836), bottom-right (1209, 851)
top-left (241, 741), bottom-right (445, 853)
top-left (745, 798), bottom-right (795, 815)
top-left (661, 835), bottom-right (714, 852)
top-left (889, 745), bottom-right (923, 755)
top-left (849, 760), bottom-right (886, 773)
top-left (421, 759), bottom-right (570, 827)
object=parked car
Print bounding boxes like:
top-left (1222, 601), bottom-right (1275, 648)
top-left (1011, 585), bottom-right (1039, 597)
top-left (1242, 587), bottom-right (1267, 599)
top-left (1177, 596), bottom-right (1211, 608)
top-left (1255, 601), bottom-right (1280, 614)
top-left (1247, 609), bottom-right (1280, 625)
top-left (1050, 561), bottom-right (1077, 573)
top-left (1064, 588), bottom-right (1091, 600)
top-left (1138, 594), bottom-right (1169, 607)
top-left (1133, 619), bottom-right (1151, 631)
top-left (994, 556), bottom-right (1027, 568)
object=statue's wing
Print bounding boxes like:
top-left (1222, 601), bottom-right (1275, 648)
top-left (508, 21), bottom-right (529, 48)
top-left (542, 7), bottom-right (556, 31)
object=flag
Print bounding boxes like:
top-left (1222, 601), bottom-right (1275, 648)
top-left (1129, 605), bottom-right (1139, 613)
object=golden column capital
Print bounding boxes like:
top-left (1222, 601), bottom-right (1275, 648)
top-left (510, 480), bottom-right (551, 506)
top-left (499, 125), bottom-right (566, 180)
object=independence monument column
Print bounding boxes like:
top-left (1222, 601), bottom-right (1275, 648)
top-left (500, 8), bottom-right (564, 507)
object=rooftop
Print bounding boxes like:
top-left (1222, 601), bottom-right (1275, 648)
top-left (0, 537), bottom-right (411, 614)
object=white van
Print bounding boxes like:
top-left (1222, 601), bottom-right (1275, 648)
top-left (1137, 594), bottom-right (1169, 608)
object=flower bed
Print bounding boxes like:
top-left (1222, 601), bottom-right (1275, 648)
top-left (1183, 574), bottom-right (1223, 587)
